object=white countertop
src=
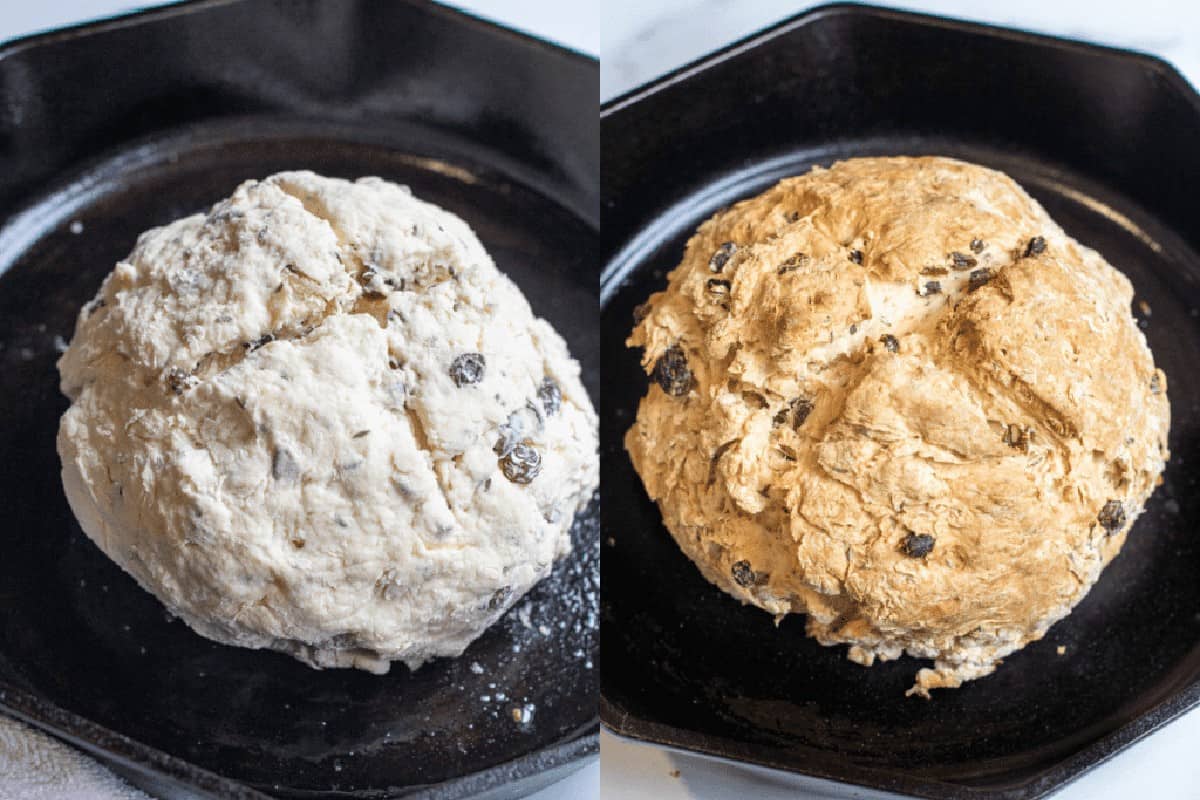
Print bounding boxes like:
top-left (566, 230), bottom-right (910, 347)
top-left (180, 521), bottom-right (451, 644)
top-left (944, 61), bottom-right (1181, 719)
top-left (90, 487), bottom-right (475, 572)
top-left (599, 0), bottom-right (1200, 100)
top-left (599, 2), bottom-right (1200, 799)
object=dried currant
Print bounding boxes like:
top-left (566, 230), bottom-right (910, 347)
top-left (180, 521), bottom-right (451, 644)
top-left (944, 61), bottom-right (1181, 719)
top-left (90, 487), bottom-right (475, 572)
top-left (968, 267), bottom-right (992, 292)
top-left (488, 585), bottom-right (513, 610)
top-left (706, 278), bottom-right (732, 300)
top-left (924, 280), bottom-right (942, 295)
top-left (653, 345), bottom-right (692, 397)
top-left (848, 249), bottom-right (864, 265)
top-left (951, 252), bottom-right (977, 270)
top-left (1024, 236), bottom-right (1047, 257)
top-left (500, 442), bottom-right (541, 484)
top-left (449, 352), bottom-right (485, 386)
top-left (1098, 500), bottom-right (1125, 534)
top-left (901, 532), bottom-right (935, 558)
top-left (773, 397), bottom-right (814, 429)
top-left (970, 238), bottom-right (985, 254)
top-left (731, 560), bottom-right (756, 587)
top-left (243, 333), bottom-right (275, 351)
top-left (538, 377), bottom-right (562, 416)
top-left (880, 334), bottom-right (900, 353)
top-left (166, 368), bottom-right (192, 396)
top-left (709, 242), bottom-right (736, 273)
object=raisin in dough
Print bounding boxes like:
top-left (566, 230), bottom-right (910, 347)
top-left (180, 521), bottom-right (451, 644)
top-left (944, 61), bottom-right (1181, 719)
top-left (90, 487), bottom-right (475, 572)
top-left (626, 156), bottom-right (1169, 696)
top-left (57, 171), bottom-right (598, 673)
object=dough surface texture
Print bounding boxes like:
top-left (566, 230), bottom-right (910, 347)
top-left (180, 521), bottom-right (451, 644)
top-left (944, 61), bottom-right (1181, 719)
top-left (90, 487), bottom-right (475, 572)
top-left (58, 171), bottom-right (598, 673)
top-left (626, 156), bottom-right (1168, 696)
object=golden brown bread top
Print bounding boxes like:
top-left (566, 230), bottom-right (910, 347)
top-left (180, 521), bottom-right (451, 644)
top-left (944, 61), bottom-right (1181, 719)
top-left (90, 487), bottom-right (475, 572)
top-left (626, 156), bottom-right (1169, 693)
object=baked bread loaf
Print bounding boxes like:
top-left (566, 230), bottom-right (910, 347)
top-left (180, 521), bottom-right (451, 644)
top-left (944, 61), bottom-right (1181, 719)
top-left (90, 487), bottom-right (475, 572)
top-left (626, 156), bottom-right (1168, 696)
top-left (58, 171), bottom-right (598, 673)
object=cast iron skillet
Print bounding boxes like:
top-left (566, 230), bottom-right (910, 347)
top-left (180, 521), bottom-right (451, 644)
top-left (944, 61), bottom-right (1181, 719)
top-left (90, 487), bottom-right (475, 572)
top-left (0, 1), bottom-right (599, 798)
top-left (600, 4), bottom-right (1200, 799)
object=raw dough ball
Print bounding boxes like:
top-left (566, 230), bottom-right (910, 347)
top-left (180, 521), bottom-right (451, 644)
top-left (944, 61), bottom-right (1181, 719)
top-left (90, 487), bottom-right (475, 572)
top-left (58, 171), bottom-right (598, 673)
top-left (626, 156), bottom-right (1169, 696)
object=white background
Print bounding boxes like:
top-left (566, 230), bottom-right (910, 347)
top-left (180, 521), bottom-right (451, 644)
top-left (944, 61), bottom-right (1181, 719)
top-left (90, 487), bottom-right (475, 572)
top-left (599, 2), bottom-right (1200, 800)
top-left (1, 2), bottom-right (1197, 800)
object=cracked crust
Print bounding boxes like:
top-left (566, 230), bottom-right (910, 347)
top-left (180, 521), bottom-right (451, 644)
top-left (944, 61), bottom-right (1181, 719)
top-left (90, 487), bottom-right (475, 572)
top-left (626, 157), bottom-right (1169, 696)
top-left (57, 171), bottom-right (599, 672)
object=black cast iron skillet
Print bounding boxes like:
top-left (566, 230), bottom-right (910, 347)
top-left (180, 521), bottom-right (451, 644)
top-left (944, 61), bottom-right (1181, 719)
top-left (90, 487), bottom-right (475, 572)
top-left (0, 1), bottom-right (599, 798)
top-left (600, 4), bottom-right (1200, 799)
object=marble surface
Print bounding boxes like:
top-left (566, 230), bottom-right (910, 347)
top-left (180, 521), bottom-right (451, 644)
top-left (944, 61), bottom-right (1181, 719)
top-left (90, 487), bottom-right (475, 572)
top-left (0, 5), bottom-right (596, 800)
top-left (599, 0), bottom-right (1199, 100)
top-left (599, 2), bottom-right (1199, 799)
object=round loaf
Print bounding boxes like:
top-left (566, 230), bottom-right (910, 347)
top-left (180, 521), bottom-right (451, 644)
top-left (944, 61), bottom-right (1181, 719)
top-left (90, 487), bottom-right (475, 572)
top-left (626, 156), bottom-right (1169, 696)
top-left (58, 171), bottom-right (598, 672)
